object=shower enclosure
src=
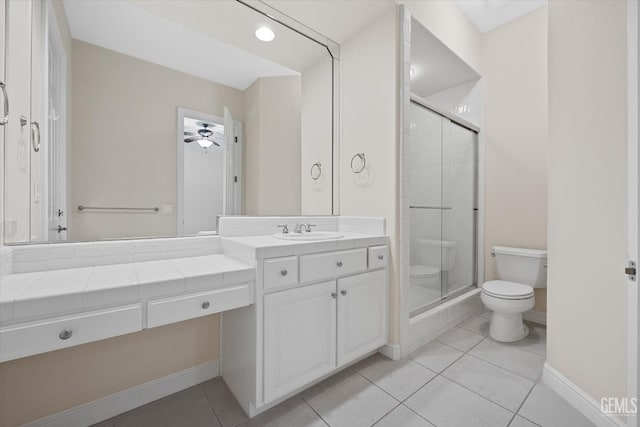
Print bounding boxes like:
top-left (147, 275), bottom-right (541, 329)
top-left (407, 97), bottom-right (478, 317)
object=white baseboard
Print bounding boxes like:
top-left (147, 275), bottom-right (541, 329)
top-left (24, 359), bottom-right (220, 427)
top-left (542, 363), bottom-right (626, 427)
top-left (523, 309), bottom-right (547, 325)
top-left (379, 343), bottom-right (401, 360)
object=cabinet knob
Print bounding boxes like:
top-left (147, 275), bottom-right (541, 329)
top-left (331, 292), bottom-right (337, 299)
top-left (341, 290), bottom-right (347, 296)
top-left (378, 254), bottom-right (384, 260)
top-left (202, 301), bottom-right (210, 310)
top-left (336, 261), bottom-right (343, 267)
top-left (280, 269), bottom-right (288, 277)
top-left (59, 329), bottom-right (73, 340)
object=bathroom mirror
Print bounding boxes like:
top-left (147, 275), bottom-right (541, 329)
top-left (4, 0), bottom-right (339, 243)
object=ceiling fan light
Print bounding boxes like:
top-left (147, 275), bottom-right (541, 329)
top-left (198, 139), bottom-right (214, 149)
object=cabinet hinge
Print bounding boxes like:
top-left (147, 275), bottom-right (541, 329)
top-left (234, 176), bottom-right (238, 183)
top-left (234, 136), bottom-right (238, 143)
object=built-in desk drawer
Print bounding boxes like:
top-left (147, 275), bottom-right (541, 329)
top-left (368, 245), bottom-right (389, 269)
top-left (147, 284), bottom-right (252, 328)
top-left (264, 256), bottom-right (299, 290)
top-left (0, 304), bottom-right (142, 362)
top-left (300, 248), bottom-right (367, 283)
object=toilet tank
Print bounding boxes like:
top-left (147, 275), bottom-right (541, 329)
top-left (493, 246), bottom-right (547, 288)
top-left (418, 239), bottom-right (457, 271)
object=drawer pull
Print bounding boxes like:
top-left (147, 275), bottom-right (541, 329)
top-left (280, 269), bottom-right (288, 277)
top-left (201, 301), bottom-right (210, 310)
top-left (378, 254), bottom-right (384, 260)
top-left (336, 261), bottom-right (343, 267)
top-left (59, 329), bottom-right (73, 340)
top-left (331, 292), bottom-right (337, 299)
top-left (341, 290), bottom-right (347, 296)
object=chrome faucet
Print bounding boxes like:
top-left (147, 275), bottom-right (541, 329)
top-left (277, 224), bottom-right (289, 234)
top-left (294, 223), bottom-right (317, 233)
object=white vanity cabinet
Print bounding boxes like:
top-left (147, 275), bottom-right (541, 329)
top-left (263, 280), bottom-right (337, 402)
top-left (222, 241), bottom-right (389, 416)
top-left (263, 269), bottom-right (388, 403)
top-left (337, 270), bottom-right (387, 365)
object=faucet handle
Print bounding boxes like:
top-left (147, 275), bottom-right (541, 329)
top-left (305, 224), bottom-right (317, 233)
top-left (277, 224), bottom-right (289, 234)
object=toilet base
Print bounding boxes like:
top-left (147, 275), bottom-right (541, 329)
top-left (489, 312), bottom-right (529, 342)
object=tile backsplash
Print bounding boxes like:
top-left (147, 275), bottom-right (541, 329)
top-left (218, 216), bottom-right (385, 237)
top-left (4, 236), bottom-right (222, 274)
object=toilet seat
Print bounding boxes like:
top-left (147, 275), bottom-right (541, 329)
top-left (410, 265), bottom-right (440, 279)
top-left (482, 280), bottom-right (534, 300)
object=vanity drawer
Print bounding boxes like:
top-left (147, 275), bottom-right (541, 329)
top-left (0, 304), bottom-right (142, 362)
top-left (147, 284), bottom-right (252, 328)
top-left (368, 245), bottom-right (389, 269)
top-left (300, 248), bottom-right (367, 283)
top-left (264, 256), bottom-right (299, 290)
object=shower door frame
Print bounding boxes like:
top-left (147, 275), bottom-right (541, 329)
top-left (407, 95), bottom-right (480, 318)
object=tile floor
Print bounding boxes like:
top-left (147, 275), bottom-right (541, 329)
top-left (94, 312), bottom-right (596, 427)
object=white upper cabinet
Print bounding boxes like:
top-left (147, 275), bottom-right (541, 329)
top-left (4, 0), bottom-right (33, 242)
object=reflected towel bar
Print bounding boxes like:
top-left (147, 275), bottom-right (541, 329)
top-left (409, 206), bottom-right (452, 210)
top-left (78, 205), bottom-right (160, 212)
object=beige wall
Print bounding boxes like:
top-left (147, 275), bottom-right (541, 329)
top-left (0, 315), bottom-right (219, 426)
top-left (400, 0), bottom-right (482, 74)
top-left (242, 76), bottom-right (302, 215)
top-left (547, 0), bottom-right (627, 402)
top-left (483, 8), bottom-right (548, 312)
top-left (341, 10), bottom-right (399, 342)
top-left (70, 40), bottom-right (244, 240)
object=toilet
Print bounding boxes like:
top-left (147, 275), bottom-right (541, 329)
top-left (409, 239), bottom-right (457, 289)
top-left (481, 246), bottom-right (547, 342)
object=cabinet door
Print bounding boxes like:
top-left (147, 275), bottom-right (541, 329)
top-left (5, 0), bottom-right (32, 242)
top-left (264, 280), bottom-right (336, 403)
top-left (337, 270), bottom-right (388, 366)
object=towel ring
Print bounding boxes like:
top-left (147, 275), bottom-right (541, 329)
top-left (310, 162), bottom-right (322, 181)
top-left (350, 153), bottom-right (366, 174)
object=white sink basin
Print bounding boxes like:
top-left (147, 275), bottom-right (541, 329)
top-left (272, 231), bottom-right (344, 241)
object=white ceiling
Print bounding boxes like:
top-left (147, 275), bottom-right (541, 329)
top-left (263, 0), bottom-right (396, 44)
top-left (410, 18), bottom-right (480, 97)
top-left (63, 0), bottom-right (328, 90)
top-left (453, 0), bottom-right (547, 33)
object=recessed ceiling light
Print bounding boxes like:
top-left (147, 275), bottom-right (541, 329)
top-left (255, 26), bottom-right (275, 42)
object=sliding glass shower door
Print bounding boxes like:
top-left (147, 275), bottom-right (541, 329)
top-left (408, 101), bottom-right (478, 317)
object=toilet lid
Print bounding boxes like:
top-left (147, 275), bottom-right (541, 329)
top-left (482, 280), bottom-right (534, 300)
top-left (410, 265), bottom-right (440, 278)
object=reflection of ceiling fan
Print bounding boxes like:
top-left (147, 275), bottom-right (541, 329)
top-left (184, 122), bottom-right (222, 149)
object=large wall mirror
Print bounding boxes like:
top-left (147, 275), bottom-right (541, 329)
top-left (3, 0), bottom-right (339, 244)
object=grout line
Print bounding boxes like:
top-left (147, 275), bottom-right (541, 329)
top-left (199, 383), bottom-right (225, 427)
top-left (298, 389), bottom-right (331, 426)
top-left (506, 379), bottom-right (540, 427)
top-left (355, 371), bottom-right (402, 403)
top-left (369, 402), bottom-right (403, 427)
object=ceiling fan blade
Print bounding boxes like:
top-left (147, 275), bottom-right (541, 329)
top-left (184, 131), bottom-right (196, 136)
top-left (184, 136), bottom-right (201, 143)
top-left (212, 141), bottom-right (221, 147)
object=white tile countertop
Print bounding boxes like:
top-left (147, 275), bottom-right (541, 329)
top-left (221, 232), bottom-right (388, 261)
top-left (0, 254), bottom-right (254, 325)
